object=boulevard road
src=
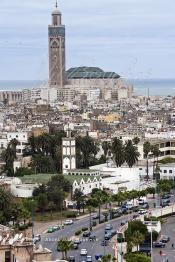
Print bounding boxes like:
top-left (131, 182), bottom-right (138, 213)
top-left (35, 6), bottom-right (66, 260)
top-left (41, 214), bottom-right (131, 260)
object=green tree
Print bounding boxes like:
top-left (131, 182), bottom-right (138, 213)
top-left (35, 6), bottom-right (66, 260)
top-left (143, 141), bottom-right (152, 179)
top-left (151, 145), bottom-right (160, 174)
top-left (102, 141), bottom-right (111, 156)
top-left (2, 138), bottom-right (19, 176)
top-left (146, 187), bottom-right (156, 198)
top-left (130, 231), bottom-right (145, 251)
top-left (73, 189), bottom-right (86, 213)
top-left (112, 191), bottom-right (128, 206)
top-left (125, 220), bottom-right (148, 243)
top-left (132, 137), bottom-right (140, 145)
top-left (48, 201), bottom-right (56, 217)
top-left (101, 254), bottom-right (112, 262)
top-left (128, 190), bottom-right (139, 203)
top-left (0, 188), bottom-right (15, 224)
top-left (91, 189), bottom-right (109, 223)
top-left (37, 193), bottom-right (48, 215)
top-left (112, 138), bottom-right (125, 167)
top-left (57, 238), bottom-right (73, 259)
top-left (15, 167), bottom-right (32, 177)
top-left (124, 140), bottom-right (140, 167)
top-left (125, 253), bottom-right (151, 262)
top-left (76, 135), bottom-right (99, 168)
top-left (26, 131), bottom-right (66, 173)
top-left (47, 175), bottom-right (71, 210)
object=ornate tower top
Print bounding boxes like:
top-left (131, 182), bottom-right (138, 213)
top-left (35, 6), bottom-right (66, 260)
top-left (52, 0), bottom-right (61, 25)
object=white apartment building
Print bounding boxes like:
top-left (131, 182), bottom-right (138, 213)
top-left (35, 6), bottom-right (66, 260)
top-left (7, 132), bottom-right (28, 156)
top-left (87, 89), bottom-right (101, 101)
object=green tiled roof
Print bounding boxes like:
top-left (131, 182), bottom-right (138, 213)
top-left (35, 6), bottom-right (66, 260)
top-left (67, 67), bottom-right (120, 79)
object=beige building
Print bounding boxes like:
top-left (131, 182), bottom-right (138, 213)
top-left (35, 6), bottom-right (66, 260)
top-left (0, 91), bottom-right (22, 105)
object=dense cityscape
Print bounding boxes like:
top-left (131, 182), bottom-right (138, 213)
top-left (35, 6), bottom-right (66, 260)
top-left (0, 1), bottom-right (174, 262)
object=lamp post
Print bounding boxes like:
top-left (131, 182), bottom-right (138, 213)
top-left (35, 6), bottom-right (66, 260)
top-left (31, 200), bottom-right (35, 241)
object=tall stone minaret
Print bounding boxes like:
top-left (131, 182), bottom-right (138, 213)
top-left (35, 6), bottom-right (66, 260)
top-left (48, 1), bottom-right (65, 87)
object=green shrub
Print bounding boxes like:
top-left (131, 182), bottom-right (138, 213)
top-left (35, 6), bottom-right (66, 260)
top-left (19, 224), bottom-right (28, 231)
top-left (15, 167), bottom-right (33, 177)
top-left (92, 221), bottom-right (97, 227)
top-left (75, 229), bottom-right (82, 236)
top-left (66, 211), bottom-right (77, 218)
top-left (82, 227), bottom-right (88, 232)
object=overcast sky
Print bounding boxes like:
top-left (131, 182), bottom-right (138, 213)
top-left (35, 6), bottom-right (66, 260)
top-left (0, 0), bottom-right (174, 80)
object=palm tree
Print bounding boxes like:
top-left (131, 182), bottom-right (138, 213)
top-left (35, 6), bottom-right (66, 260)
top-left (130, 230), bottom-right (145, 251)
top-left (2, 138), bottom-right (19, 176)
top-left (143, 141), bottom-right (152, 180)
top-left (112, 138), bottom-right (125, 167)
top-left (102, 141), bottom-right (111, 157)
top-left (132, 136), bottom-right (140, 145)
top-left (101, 254), bottom-right (112, 262)
top-left (57, 238), bottom-right (73, 260)
top-left (112, 191), bottom-right (128, 206)
top-left (91, 189), bottom-right (109, 224)
top-left (151, 145), bottom-right (160, 174)
top-left (124, 140), bottom-right (140, 167)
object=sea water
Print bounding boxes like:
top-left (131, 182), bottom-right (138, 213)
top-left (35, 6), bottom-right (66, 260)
top-left (0, 79), bottom-right (175, 96)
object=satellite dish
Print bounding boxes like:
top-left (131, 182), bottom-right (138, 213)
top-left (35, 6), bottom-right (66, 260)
top-left (13, 234), bottom-right (19, 242)
top-left (19, 233), bottom-right (23, 239)
top-left (20, 238), bottom-right (25, 244)
top-left (9, 239), bottom-right (14, 245)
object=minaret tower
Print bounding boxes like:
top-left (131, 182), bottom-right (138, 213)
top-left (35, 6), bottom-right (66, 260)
top-left (62, 128), bottom-right (76, 174)
top-left (48, 1), bottom-right (65, 87)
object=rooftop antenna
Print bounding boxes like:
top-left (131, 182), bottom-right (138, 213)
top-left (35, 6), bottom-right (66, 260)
top-left (55, 0), bottom-right (58, 8)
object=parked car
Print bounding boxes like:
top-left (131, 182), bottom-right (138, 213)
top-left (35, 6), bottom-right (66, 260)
top-left (33, 234), bottom-right (41, 244)
top-left (138, 209), bottom-right (147, 215)
top-left (80, 248), bottom-right (88, 255)
top-left (47, 227), bottom-right (55, 233)
top-left (57, 223), bottom-right (64, 229)
top-left (162, 198), bottom-right (170, 203)
top-left (53, 225), bottom-right (60, 231)
top-left (161, 202), bottom-right (169, 208)
top-left (141, 203), bottom-right (149, 209)
top-left (83, 231), bottom-right (91, 237)
top-left (162, 194), bottom-right (170, 199)
top-left (86, 256), bottom-right (92, 262)
top-left (153, 241), bottom-right (166, 248)
top-left (161, 236), bottom-right (170, 243)
top-left (69, 256), bottom-right (75, 262)
top-left (64, 220), bottom-right (73, 225)
top-left (92, 214), bottom-right (99, 219)
top-left (105, 224), bottom-right (113, 231)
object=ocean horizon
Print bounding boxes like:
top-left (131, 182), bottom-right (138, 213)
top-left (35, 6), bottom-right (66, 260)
top-left (0, 79), bottom-right (174, 96)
